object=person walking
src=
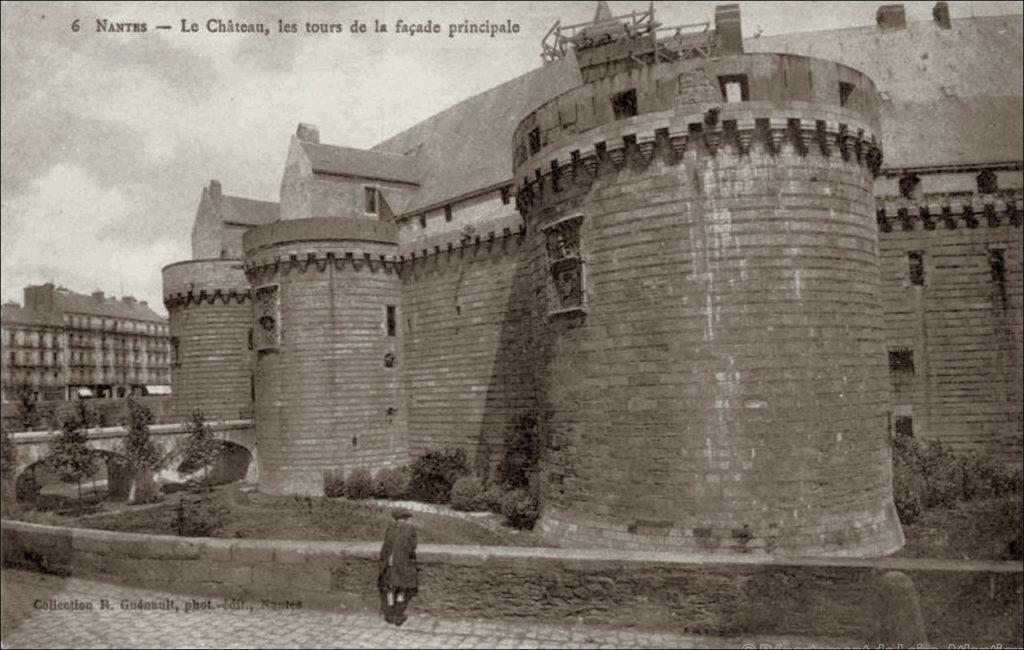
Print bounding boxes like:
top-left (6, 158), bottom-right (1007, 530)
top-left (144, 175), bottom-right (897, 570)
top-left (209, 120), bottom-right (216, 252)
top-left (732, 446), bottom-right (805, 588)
top-left (378, 507), bottom-right (418, 625)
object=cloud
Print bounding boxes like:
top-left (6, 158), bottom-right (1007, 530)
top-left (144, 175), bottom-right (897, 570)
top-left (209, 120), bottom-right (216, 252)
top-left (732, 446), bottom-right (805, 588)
top-left (0, 163), bottom-right (184, 312)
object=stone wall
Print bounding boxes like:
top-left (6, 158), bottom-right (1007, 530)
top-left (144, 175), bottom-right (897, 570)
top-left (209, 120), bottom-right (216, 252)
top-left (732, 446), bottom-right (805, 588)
top-left (162, 260), bottom-right (253, 423)
top-left (398, 231), bottom-right (536, 473)
top-left (2, 520), bottom-right (1020, 646)
top-left (878, 192), bottom-right (1023, 461)
top-left (243, 218), bottom-right (404, 495)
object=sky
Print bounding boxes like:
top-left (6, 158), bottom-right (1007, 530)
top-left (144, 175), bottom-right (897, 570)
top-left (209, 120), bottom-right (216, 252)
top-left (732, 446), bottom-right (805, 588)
top-left (2, 0), bottom-right (1021, 316)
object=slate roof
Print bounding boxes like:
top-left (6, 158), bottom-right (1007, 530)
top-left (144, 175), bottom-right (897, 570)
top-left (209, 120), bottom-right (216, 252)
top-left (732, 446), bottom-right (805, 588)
top-left (219, 194), bottom-right (279, 227)
top-left (0, 303), bottom-right (63, 328)
top-left (747, 13), bottom-right (1024, 169)
top-left (48, 288), bottom-right (166, 322)
top-left (372, 55), bottom-right (583, 216)
top-left (300, 141), bottom-right (419, 185)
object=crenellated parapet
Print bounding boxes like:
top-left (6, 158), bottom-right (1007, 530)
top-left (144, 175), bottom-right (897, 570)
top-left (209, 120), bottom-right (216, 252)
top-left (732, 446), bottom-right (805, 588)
top-left (876, 189), bottom-right (1023, 232)
top-left (514, 106), bottom-right (883, 217)
top-left (161, 259), bottom-right (251, 311)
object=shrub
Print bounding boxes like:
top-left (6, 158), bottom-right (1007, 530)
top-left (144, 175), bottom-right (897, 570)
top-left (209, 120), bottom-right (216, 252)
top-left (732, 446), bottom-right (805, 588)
top-left (499, 414), bottom-right (540, 490)
top-left (344, 468), bottom-right (374, 500)
top-left (501, 488), bottom-right (540, 530)
top-left (373, 466), bottom-right (410, 500)
top-left (46, 410), bottom-right (99, 501)
top-left (449, 475), bottom-right (487, 512)
top-left (174, 493), bottom-right (229, 537)
top-left (408, 447), bottom-right (469, 504)
top-left (180, 410), bottom-right (221, 489)
top-left (323, 470), bottom-right (345, 498)
top-left (481, 485), bottom-right (505, 514)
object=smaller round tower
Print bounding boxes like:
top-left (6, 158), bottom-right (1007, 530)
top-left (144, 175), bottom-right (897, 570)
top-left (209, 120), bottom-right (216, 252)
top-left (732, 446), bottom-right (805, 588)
top-left (243, 219), bottom-right (403, 495)
top-left (162, 259), bottom-right (253, 423)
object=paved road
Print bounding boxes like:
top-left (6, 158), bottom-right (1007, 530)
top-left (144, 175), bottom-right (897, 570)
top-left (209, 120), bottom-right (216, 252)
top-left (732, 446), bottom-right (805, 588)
top-left (1, 569), bottom-right (849, 649)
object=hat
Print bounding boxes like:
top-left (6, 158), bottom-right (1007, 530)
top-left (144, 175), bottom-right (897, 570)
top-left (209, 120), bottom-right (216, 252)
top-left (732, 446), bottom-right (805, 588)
top-left (390, 508), bottom-right (413, 520)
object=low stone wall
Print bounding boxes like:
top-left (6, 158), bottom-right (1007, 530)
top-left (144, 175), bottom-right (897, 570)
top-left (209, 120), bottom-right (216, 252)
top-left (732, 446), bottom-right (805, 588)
top-left (2, 519), bottom-right (1020, 646)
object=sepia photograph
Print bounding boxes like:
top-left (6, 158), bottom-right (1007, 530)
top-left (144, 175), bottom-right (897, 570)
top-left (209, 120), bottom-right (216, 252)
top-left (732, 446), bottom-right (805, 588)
top-left (1, 1), bottom-right (1022, 647)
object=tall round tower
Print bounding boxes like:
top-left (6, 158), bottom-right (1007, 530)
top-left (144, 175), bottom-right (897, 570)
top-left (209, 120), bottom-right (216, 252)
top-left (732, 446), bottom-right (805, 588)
top-left (162, 259), bottom-right (253, 422)
top-left (513, 48), bottom-right (904, 554)
top-left (242, 219), bottom-right (403, 495)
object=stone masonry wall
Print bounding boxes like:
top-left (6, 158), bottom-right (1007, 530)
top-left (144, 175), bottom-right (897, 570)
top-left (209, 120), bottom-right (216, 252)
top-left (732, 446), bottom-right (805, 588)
top-left (163, 260), bottom-right (253, 423)
top-left (398, 232), bottom-right (536, 473)
top-left (878, 193), bottom-right (1023, 461)
top-left (2, 520), bottom-right (1021, 646)
top-left (244, 219), bottom-right (404, 495)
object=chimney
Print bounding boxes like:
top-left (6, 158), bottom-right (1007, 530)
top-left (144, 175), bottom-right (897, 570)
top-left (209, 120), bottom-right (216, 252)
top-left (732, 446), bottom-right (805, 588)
top-left (122, 296), bottom-right (137, 307)
top-left (932, 1), bottom-right (951, 29)
top-left (139, 300), bottom-right (148, 307)
top-left (209, 179), bottom-right (222, 200)
top-left (92, 290), bottom-right (105, 301)
top-left (714, 4), bottom-right (744, 54)
top-left (296, 122), bottom-right (320, 144)
top-left (876, 4), bottom-right (907, 30)
top-left (24, 284), bottom-right (56, 312)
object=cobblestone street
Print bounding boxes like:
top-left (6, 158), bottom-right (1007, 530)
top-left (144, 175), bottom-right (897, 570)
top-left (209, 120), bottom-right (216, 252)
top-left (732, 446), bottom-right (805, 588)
top-left (1, 569), bottom-right (851, 649)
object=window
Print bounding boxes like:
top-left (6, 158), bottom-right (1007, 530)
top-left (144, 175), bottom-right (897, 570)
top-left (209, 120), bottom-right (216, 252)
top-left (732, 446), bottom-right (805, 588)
top-left (908, 251), bottom-right (925, 286)
top-left (500, 186), bottom-right (510, 206)
top-left (718, 75), bottom-right (748, 103)
top-left (888, 346), bottom-right (915, 375)
top-left (419, 214), bottom-right (427, 228)
top-left (542, 214), bottom-right (586, 314)
top-left (386, 305), bottom-right (396, 337)
top-left (247, 328), bottom-right (253, 351)
top-left (839, 81), bottom-right (855, 107)
top-left (364, 186), bottom-right (378, 214)
top-left (894, 416), bottom-right (914, 437)
top-left (898, 174), bottom-right (921, 200)
top-left (444, 205), bottom-right (453, 222)
top-left (611, 89), bottom-right (638, 119)
top-left (528, 128), bottom-right (541, 155)
top-left (977, 170), bottom-right (998, 194)
top-left (989, 249), bottom-right (1006, 284)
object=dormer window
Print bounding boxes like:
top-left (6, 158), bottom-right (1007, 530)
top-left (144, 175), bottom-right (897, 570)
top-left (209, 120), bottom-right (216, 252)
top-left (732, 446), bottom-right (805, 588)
top-left (364, 186), bottom-right (378, 214)
top-left (718, 75), bottom-right (748, 103)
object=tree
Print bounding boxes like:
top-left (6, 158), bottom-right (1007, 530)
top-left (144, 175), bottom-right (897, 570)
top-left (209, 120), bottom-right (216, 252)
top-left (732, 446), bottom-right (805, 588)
top-left (1, 429), bottom-right (17, 507)
top-left (46, 410), bottom-right (99, 501)
top-left (74, 399), bottom-right (98, 431)
top-left (181, 410), bottom-right (221, 491)
top-left (11, 382), bottom-right (40, 431)
top-left (118, 397), bottom-right (162, 504)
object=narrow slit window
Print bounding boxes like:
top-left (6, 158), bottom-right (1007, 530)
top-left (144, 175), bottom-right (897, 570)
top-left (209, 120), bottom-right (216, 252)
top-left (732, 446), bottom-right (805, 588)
top-left (364, 186), bottom-right (377, 214)
top-left (895, 416), bottom-right (914, 437)
top-left (718, 75), bottom-right (748, 103)
top-left (444, 205), bottom-right (453, 222)
top-left (611, 89), bottom-right (638, 119)
top-left (419, 214), bottom-right (427, 229)
top-left (989, 249), bottom-right (1006, 284)
top-left (839, 81), bottom-right (855, 107)
top-left (888, 346), bottom-right (915, 375)
top-left (908, 251), bottom-right (925, 286)
top-left (500, 186), bottom-right (510, 205)
top-left (386, 305), bottom-right (396, 337)
top-left (528, 128), bottom-right (541, 155)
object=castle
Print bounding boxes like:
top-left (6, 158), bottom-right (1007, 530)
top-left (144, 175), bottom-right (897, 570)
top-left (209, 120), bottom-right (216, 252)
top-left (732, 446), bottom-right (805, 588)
top-left (162, 2), bottom-right (1022, 556)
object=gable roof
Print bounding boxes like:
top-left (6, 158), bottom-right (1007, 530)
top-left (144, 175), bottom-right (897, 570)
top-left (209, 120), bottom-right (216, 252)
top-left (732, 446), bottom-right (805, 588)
top-left (50, 289), bottom-right (166, 322)
top-left (372, 55), bottom-right (583, 216)
top-left (219, 194), bottom-right (279, 227)
top-left (300, 141), bottom-right (419, 185)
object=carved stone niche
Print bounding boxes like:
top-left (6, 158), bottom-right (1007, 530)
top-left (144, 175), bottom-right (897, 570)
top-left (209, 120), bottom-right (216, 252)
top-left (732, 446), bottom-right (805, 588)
top-left (542, 213), bottom-right (586, 316)
top-left (253, 284), bottom-right (281, 351)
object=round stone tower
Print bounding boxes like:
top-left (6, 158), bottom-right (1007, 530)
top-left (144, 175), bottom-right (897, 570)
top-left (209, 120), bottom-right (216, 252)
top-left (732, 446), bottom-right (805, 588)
top-left (513, 52), bottom-right (904, 555)
top-left (162, 259), bottom-right (253, 422)
top-left (242, 218), bottom-right (403, 495)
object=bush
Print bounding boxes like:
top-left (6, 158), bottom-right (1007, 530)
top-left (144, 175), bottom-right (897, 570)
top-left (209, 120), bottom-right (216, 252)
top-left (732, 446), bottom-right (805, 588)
top-left (499, 414), bottom-right (540, 490)
top-left (481, 485), bottom-right (505, 514)
top-left (344, 468), bottom-right (374, 500)
top-left (408, 447), bottom-right (469, 504)
top-left (500, 488), bottom-right (540, 530)
top-left (449, 475), bottom-right (487, 512)
top-left (892, 435), bottom-right (1024, 525)
top-left (373, 466), bottom-right (410, 500)
top-left (174, 493), bottom-right (229, 537)
top-left (323, 470), bottom-right (345, 498)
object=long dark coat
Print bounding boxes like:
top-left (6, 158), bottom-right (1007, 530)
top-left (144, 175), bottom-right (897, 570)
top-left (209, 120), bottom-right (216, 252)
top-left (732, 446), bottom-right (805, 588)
top-left (378, 520), bottom-right (418, 592)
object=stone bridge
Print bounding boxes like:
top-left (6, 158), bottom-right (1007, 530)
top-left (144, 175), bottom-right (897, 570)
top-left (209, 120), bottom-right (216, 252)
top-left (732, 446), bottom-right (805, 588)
top-left (8, 420), bottom-right (256, 488)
